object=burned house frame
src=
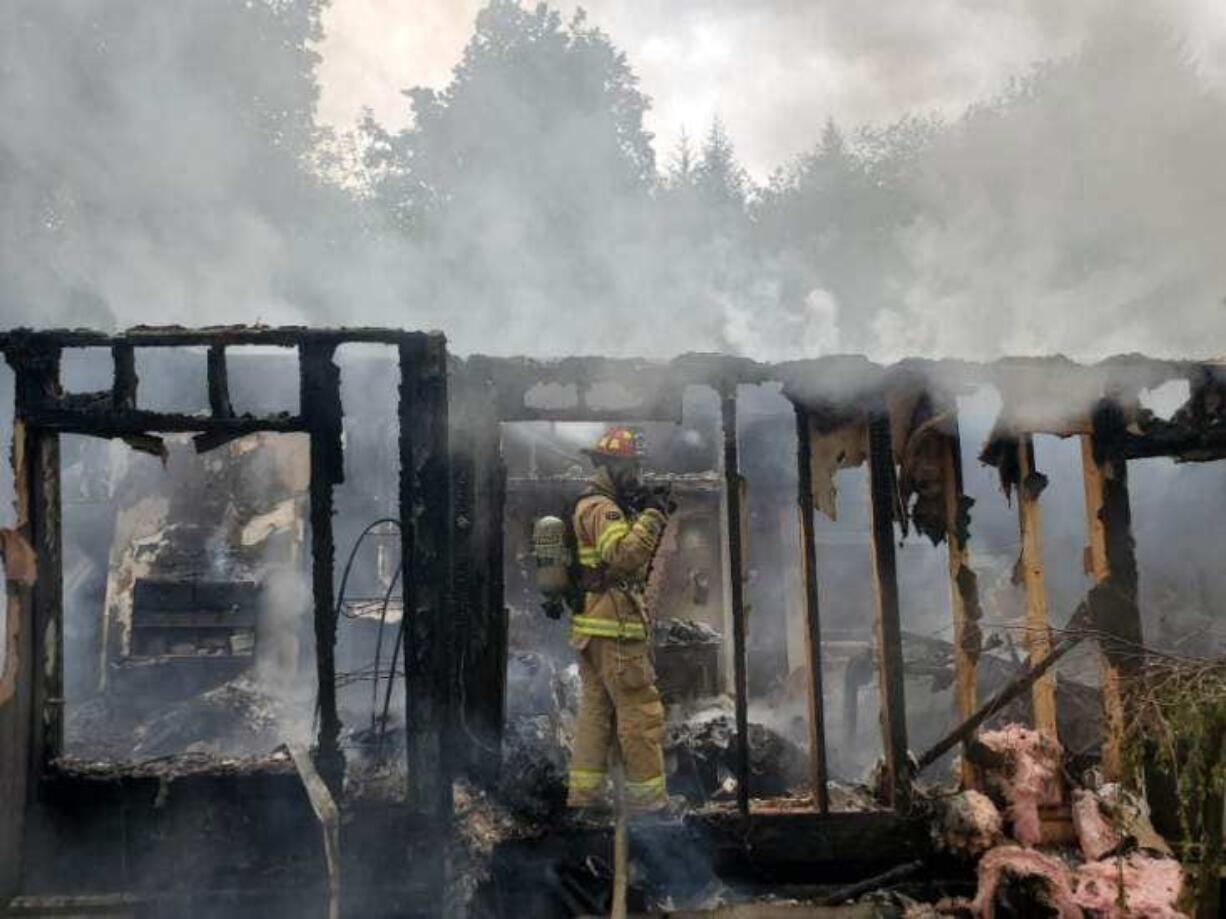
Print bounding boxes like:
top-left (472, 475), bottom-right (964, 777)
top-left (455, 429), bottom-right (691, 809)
top-left (1, 325), bottom-right (1223, 913)
top-left (0, 327), bottom-right (451, 908)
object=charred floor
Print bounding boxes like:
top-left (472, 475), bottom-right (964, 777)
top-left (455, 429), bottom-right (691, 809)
top-left (1, 326), bottom-right (1225, 917)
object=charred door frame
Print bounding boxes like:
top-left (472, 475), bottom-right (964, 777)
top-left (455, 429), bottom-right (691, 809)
top-left (0, 326), bottom-right (454, 899)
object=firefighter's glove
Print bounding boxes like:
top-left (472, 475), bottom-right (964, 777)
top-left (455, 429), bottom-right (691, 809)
top-left (542, 597), bottom-right (565, 620)
top-left (641, 484), bottom-right (676, 516)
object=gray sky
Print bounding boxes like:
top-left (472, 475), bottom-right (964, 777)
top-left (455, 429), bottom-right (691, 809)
top-left (316, 0), bottom-right (1226, 178)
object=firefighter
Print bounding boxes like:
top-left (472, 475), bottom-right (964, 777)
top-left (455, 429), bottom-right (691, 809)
top-left (566, 426), bottom-right (672, 812)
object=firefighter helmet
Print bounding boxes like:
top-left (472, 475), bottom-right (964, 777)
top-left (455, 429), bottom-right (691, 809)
top-left (584, 426), bottom-right (647, 461)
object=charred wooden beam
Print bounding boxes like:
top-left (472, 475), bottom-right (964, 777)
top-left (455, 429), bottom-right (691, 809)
top-left (697, 810), bottom-right (929, 877)
top-left (206, 345), bottom-right (235, 419)
top-left (24, 407), bottom-right (305, 436)
top-left (1016, 434), bottom-right (1058, 737)
top-left (721, 387), bottom-right (751, 820)
top-left (400, 335), bottom-right (454, 821)
top-left (299, 341), bottom-right (345, 794)
top-left (1084, 401), bottom-right (1143, 783)
top-left (793, 404), bottom-right (829, 814)
top-left (111, 344), bottom-right (137, 411)
top-left (2, 325), bottom-right (425, 349)
top-left (865, 408), bottom-right (911, 811)
top-left (940, 423), bottom-right (982, 786)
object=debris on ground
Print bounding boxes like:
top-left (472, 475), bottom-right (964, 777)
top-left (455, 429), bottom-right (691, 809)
top-left (933, 790), bottom-right (1004, 859)
top-left (1071, 787), bottom-right (1121, 861)
top-left (664, 702), bottom-right (807, 803)
top-left (921, 722), bottom-right (1191, 918)
top-left (654, 617), bottom-right (722, 646)
top-left (970, 845), bottom-right (1081, 917)
top-left (65, 674), bottom-right (309, 760)
top-left (1071, 851), bottom-right (1185, 918)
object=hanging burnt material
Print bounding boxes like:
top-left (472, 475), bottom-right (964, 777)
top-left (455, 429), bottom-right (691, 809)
top-left (896, 392), bottom-right (957, 545)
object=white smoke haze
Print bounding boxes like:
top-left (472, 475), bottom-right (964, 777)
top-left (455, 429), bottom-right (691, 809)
top-left (2, 0), bottom-right (1225, 359)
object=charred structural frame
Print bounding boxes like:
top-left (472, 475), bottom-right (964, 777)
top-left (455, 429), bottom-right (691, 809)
top-left (2, 328), bottom-right (1224, 913)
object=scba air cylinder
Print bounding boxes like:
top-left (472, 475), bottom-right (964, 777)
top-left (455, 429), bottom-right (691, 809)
top-left (532, 515), bottom-right (570, 597)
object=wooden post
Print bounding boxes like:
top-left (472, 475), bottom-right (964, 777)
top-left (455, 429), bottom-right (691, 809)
top-left (299, 341), bottom-right (345, 793)
top-left (1016, 435), bottom-right (1058, 737)
top-left (206, 345), bottom-right (234, 419)
top-left (721, 387), bottom-right (751, 820)
top-left (0, 344), bottom-right (62, 899)
top-left (1082, 401), bottom-right (1143, 783)
top-left (400, 335), bottom-right (453, 821)
top-left (793, 404), bottom-right (830, 813)
top-left (111, 344), bottom-right (137, 411)
top-left (450, 371), bottom-right (506, 783)
top-left (940, 423), bottom-right (982, 785)
top-left (865, 409), bottom-right (911, 811)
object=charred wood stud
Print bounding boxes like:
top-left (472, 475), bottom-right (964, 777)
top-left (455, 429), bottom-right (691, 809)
top-left (14, 346), bottom-right (65, 773)
top-left (400, 336), bottom-right (455, 824)
top-left (300, 341), bottom-right (345, 793)
top-left (793, 404), bottom-right (830, 814)
top-left (1016, 434), bottom-right (1058, 738)
top-left (721, 386), bottom-right (751, 820)
top-left (1083, 402), bottom-right (1143, 784)
top-left (865, 408), bottom-right (911, 811)
top-left (940, 423), bottom-right (981, 786)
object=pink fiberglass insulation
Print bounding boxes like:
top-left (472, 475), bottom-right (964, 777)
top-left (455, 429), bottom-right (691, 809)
top-left (970, 845), bottom-right (1081, 918)
top-left (1071, 853), bottom-right (1186, 918)
top-left (978, 725), bottom-right (1062, 845)
top-left (1072, 788), bottom-right (1122, 861)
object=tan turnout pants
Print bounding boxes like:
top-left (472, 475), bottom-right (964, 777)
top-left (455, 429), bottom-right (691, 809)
top-left (567, 635), bottom-right (666, 811)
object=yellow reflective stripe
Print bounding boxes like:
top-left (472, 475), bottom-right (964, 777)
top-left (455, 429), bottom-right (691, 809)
top-left (595, 521), bottom-right (630, 557)
top-left (625, 775), bottom-right (666, 799)
top-left (578, 547), bottom-right (601, 567)
top-left (571, 615), bottom-right (646, 639)
top-left (569, 769), bottom-right (607, 791)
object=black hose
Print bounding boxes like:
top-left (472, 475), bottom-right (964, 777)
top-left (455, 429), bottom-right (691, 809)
top-left (369, 561), bottom-right (403, 731)
top-left (334, 517), bottom-right (401, 621)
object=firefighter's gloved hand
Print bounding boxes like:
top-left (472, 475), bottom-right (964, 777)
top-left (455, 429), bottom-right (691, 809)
top-left (641, 484), bottom-right (676, 516)
top-left (542, 597), bottom-right (565, 620)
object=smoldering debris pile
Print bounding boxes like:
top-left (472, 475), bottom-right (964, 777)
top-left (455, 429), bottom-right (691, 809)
top-left (66, 674), bottom-right (307, 760)
top-left (923, 725), bottom-right (1187, 918)
top-left (499, 651), bottom-right (807, 819)
top-left (654, 618), bottom-right (722, 647)
top-left (498, 714), bottom-right (572, 821)
top-left (664, 702), bottom-right (807, 803)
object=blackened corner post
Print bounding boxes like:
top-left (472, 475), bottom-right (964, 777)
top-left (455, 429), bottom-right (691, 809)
top-left (865, 406), bottom-right (911, 811)
top-left (449, 365), bottom-right (506, 783)
top-left (793, 403), bottom-right (830, 814)
top-left (299, 340), bottom-right (345, 793)
top-left (720, 384), bottom-right (751, 820)
top-left (400, 335), bottom-right (454, 822)
top-left (1, 339), bottom-right (62, 900)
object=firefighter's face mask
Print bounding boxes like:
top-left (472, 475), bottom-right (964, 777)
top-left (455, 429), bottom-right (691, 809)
top-left (606, 458), bottom-right (641, 494)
